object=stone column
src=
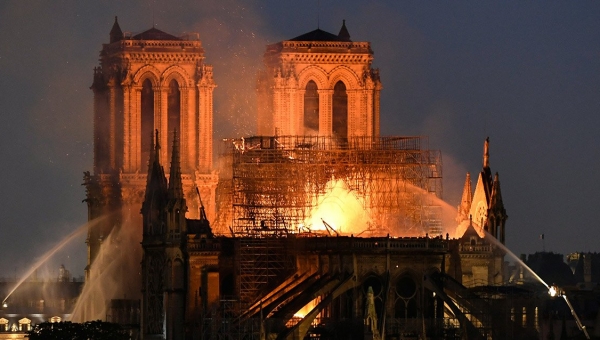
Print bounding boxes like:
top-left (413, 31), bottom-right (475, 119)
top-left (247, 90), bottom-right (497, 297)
top-left (122, 85), bottom-right (133, 172)
top-left (159, 87), bottom-right (168, 164)
top-left (319, 89), bottom-right (333, 137)
top-left (197, 81), bottom-right (215, 172)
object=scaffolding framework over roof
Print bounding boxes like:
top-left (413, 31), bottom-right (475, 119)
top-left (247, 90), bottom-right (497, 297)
top-left (220, 135), bottom-right (443, 238)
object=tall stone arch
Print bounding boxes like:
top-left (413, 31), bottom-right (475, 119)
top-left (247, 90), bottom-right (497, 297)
top-left (257, 22), bottom-right (381, 139)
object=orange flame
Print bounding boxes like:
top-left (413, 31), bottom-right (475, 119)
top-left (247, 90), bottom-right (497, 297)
top-left (303, 179), bottom-right (371, 235)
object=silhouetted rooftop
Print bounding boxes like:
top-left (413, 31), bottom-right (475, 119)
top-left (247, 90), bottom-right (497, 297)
top-left (289, 28), bottom-right (351, 42)
top-left (132, 27), bottom-right (181, 41)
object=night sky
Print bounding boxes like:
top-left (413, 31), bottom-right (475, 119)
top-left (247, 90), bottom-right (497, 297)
top-left (1, 1), bottom-right (599, 279)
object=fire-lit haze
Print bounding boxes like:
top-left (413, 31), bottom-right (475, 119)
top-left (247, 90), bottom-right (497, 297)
top-left (1, 1), bottom-right (600, 279)
top-left (301, 178), bottom-right (460, 238)
top-left (303, 179), bottom-right (372, 236)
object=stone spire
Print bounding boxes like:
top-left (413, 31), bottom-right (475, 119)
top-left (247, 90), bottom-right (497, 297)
top-left (489, 173), bottom-right (504, 211)
top-left (166, 129), bottom-right (188, 236)
top-left (483, 137), bottom-right (490, 169)
top-left (481, 137), bottom-right (493, 198)
top-left (488, 172), bottom-right (507, 243)
top-left (456, 172), bottom-right (472, 223)
top-left (109, 16), bottom-right (124, 43)
top-left (144, 130), bottom-right (167, 198)
top-left (141, 130), bottom-right (168, 235)
top-left (167, 130), bottom-right (184, 200)
top-left (364, 286), bottom-right (381, 339)
top-left (338, 19), bottom-right (351, 41)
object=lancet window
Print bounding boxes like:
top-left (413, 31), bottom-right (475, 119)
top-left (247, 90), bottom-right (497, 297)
top-left (167, 79), bottom-right (181, 160)
top-left (332, 81), bottom-right (348, 143)
top-left (304, 80), bottom-right (319, 133)
top-left (141, 79), bottom-right (155, 168)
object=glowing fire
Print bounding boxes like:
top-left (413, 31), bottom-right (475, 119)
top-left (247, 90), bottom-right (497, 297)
top-left (302, 179), bottom-right (371, 236)
top-left (298, 178), bottom-right (467, 238)
top-left (294, 299), bottom-right (318, 318)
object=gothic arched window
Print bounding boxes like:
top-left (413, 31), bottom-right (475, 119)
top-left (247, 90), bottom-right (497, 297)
top-left (332, 81), bottom-right (348, 144)
top-left (395, 276), bottom-right (418, 319)
top-left (141, 78), bottom-right (154, 168)
top-left (304, 80), bottom-right (319, 133)
top-left (167, 79), bottom-right (181, 160)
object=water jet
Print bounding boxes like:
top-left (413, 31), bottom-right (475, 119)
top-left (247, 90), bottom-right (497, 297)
top-left (1, 215), bottom-right (108, 305)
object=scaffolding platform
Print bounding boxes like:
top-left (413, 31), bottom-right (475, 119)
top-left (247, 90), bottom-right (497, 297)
top-left (219, 135), bottom-right (443, 238)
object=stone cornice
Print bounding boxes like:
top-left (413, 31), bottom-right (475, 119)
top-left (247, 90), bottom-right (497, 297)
top-left (188, 251), bottom-right (220, 258)
top-left (280, 53), bottom-right (373, 65)
top-left (103, 39), bottom-right (203, 52)
top-left (102, 40), bottom-right (205, 64)
top-left (276, 40), bottom-right (371, 53)
top-left (122, 53), bottom-right (203, 64)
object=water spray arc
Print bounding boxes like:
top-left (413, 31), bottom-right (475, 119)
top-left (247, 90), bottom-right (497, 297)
top-left (70, 209), bottom-right (143, 322)
top-left (1, 215), bottom-right (108, 305)
top-left (481, 229), bottom-right (590, 339)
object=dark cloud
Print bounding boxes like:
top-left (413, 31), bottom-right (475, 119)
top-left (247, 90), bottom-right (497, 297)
top-left (1, 1), bottom-right (599, 278)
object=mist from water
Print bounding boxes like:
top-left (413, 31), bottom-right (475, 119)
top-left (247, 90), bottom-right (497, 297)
top-left (2, 215), bottom-right (108, 305)
top-left (70, 208), bottom-right (142, 322)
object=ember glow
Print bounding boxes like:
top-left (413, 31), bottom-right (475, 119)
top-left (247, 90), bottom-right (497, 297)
top-left (303, 179), bottom-right (371, 235)
top-left (293, 298), bottom-right (319, 319)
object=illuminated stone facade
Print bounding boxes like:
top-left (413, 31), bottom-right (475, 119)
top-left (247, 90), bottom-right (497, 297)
top-left (84, 18), bottom-right (218, 277)
top-left (257, 21), bottom-right (382, 142)
top-left (455, 138), bottom-right (508, 287)
top-left (82, 19), bottom-right (519, 339)
top-left (462, 138), bottom-right (507, 244)
top-left (140, 134), bottom-right (220, 339)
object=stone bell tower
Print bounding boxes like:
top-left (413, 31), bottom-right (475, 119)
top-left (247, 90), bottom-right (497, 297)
top-left (257, 20), bottom-right (382, 142)
top-left (84, 17), bottom-right (218, 278)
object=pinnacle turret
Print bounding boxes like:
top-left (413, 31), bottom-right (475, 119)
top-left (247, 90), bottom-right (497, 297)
top-left (481, 137), bottom-right (493, 199)
top-left (489, 173), bottom-right (505, 214)
top-left (141, 130), bottom-right (168, 235)
top-left (109, 16), bottom-right (123, 43)
top-left (488, 172), bottom-right (507, 243)
top-left (168, 130), bottom-right (184, 200)
top-left (483, 137), bottom-right (490, 169)
top-left (457, 172), bottom-right (472, 223)
top-left (338, 19), bottom-right (351, 41)
top-left (165, 129), bottom-right (187, 236)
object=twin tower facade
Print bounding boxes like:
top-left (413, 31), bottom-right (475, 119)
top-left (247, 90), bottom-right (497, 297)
top-left (84, 17), bottom-right (382, 299)
top-left (84, 18), bottom-right (382, 265)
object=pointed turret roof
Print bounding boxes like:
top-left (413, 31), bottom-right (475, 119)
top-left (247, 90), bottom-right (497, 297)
top-left (456, 172), bottom-right (472, 222)
top-left (462, 216), bottom-right (482, 240)
top-left (142, 130), bottom-right (168, 213)
top-left (483, 137), bottom-right (490, 168)
top-left (167, 130), bottom-right (184, 200)
top-left (109, 16), bottom-right (124, 43)
top-left (481, 137), bottom-right (493, 193)
top-left (472, 137), bottom-right (494, 205)
top-left (338, 20), bottom-right (351, 41)
top-left (489, 173), bottom-right (506, 215)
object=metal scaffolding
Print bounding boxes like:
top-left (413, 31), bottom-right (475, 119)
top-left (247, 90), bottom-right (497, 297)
top-left (237, 237), bottom-right (294, 305)
top-left (219, 135), bottom-right (443, 238)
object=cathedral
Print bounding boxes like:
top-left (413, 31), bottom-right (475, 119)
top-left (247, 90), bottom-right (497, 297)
top-left (84, 17), bottom-right (219, 281)
top-left (79, 18), bottom-right (533, 340)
